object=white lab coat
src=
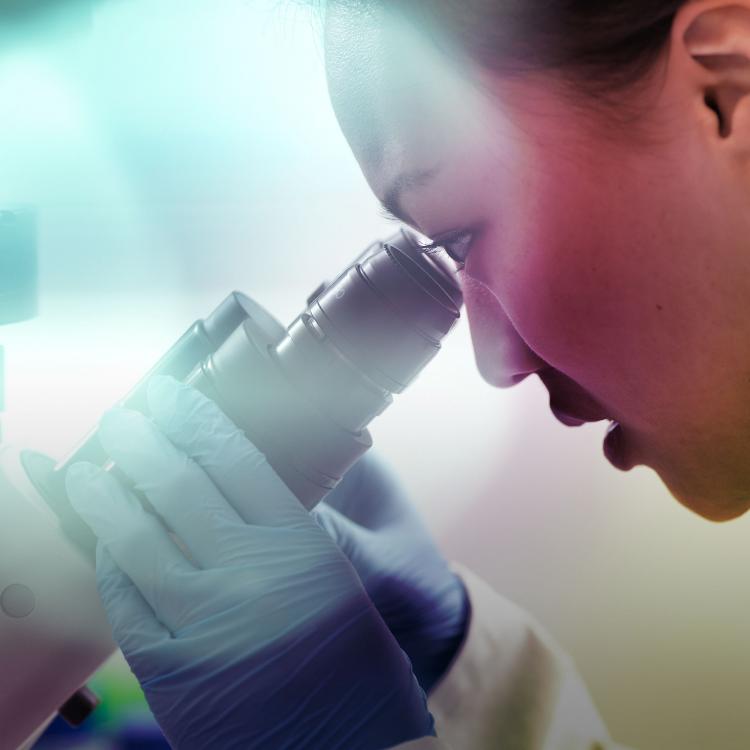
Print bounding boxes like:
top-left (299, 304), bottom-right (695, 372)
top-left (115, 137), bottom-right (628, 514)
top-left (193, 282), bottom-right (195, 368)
top-left (391, 564), bottom-right (632, 750)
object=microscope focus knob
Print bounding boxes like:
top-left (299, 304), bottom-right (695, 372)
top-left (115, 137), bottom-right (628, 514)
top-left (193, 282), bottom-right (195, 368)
top-left (0, 583), bottom-right (36, 618)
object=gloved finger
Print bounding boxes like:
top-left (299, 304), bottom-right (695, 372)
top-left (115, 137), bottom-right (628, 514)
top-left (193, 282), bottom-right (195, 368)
top-left (147, 375), bottom-right (306, 527)
top-left (323, 452), bottom-right (422, 532)
top-left (95, 540), bottom-right (169, 649)
top-left (98, 407), bottom-right (248, 569)
top-left (312, 501), bottom-right (371, 564)
top-left (66, 461), bottom-right (196, 632)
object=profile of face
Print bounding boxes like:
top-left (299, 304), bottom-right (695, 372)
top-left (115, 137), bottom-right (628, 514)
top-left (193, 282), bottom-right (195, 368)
top-left (323, 2), bottom-right (750, 521)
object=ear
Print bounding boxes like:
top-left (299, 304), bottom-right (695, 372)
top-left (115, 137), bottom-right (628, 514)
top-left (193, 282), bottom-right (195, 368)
top-left (671, 1), bottom-right (750, 147)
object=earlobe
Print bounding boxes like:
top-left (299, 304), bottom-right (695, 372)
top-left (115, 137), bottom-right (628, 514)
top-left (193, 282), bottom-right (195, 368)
top-left (675, 2), bottom-right (750, 144)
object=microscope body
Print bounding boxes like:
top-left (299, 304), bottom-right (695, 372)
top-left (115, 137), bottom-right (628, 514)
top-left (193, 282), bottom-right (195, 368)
top-left (0, 228), bottom-right (463, 748)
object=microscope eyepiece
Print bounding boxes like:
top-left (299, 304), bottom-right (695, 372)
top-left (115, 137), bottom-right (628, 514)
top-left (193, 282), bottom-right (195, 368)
top-left (304, 230), bottom-right (461, 396)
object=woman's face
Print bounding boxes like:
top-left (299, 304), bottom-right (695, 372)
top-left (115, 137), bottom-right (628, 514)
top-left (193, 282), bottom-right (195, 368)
top-left (324, 5), bottom-right (750, 520)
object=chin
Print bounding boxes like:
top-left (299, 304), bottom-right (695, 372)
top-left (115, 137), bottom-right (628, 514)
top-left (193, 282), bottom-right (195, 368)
top-left (659, 470), bottom-right (750, 523)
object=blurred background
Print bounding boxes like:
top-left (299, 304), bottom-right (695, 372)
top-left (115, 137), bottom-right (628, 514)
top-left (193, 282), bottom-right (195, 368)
top-left (2, 1), bottom-right (750, 748)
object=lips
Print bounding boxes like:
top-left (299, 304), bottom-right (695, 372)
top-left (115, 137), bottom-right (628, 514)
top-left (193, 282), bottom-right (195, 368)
top-left (603, 421), bottom-right (636, 471)
top-left (549, 407), bottom-right (588, 427)
top-left (538, 368), bottom-right (609, 426)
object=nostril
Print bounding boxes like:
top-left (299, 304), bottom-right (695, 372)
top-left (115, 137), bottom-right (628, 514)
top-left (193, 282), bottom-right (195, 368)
top-left (510, 372), bottom-right (531, 386)
top-left (489, 371), bottom-right (534, 389)
top-left (476, 362), bottom-right (545, 389)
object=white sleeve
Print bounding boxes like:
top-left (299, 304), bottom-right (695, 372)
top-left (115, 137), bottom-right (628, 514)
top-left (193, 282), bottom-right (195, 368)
top-left (390, 563), bottom-right (632, 750)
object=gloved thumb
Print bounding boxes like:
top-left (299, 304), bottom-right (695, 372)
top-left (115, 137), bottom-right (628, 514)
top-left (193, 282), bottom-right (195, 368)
top-left (312, 502), bottom-right (371, 566)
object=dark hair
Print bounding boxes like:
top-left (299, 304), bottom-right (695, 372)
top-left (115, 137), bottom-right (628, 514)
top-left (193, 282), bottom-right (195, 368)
top-left (423, 3), bottom-right (685, 92)
top-left (319, 1), bottom-right (687, 101)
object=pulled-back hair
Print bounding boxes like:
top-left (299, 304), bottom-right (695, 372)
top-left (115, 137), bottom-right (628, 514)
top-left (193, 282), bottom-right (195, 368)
top-left (317, 1), bottom-right (687, 99)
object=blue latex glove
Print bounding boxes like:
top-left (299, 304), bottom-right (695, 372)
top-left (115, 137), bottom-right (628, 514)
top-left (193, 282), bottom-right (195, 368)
top-left (65, 376), bottom-right (435, 750)
top-left (313, 455), bottom-right (470, 695)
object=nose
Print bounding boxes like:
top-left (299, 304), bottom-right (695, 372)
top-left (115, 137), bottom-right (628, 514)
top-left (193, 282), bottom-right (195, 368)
top-left (462, 276), bottom-right (546, 389)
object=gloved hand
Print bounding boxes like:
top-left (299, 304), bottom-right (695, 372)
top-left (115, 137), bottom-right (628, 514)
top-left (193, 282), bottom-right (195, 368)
top-left (65, 376), bottom-right (435, 750)
top-left (313, 455), bottom-right (470, 695)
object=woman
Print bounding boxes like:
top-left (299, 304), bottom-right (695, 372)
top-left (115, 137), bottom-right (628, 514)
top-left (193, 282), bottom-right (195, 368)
top-left (65, 1), bottom-right (750, 748)
top-left (324, 0), bottom-right (750, 523)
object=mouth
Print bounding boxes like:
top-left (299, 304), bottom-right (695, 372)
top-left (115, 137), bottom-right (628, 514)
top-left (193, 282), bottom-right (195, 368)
top-left (538, 368), bottom-right (609, 427)
top-left (548, 405), bottom-right (607, 427)
top-left (538, 367), bottom-right (636, 472)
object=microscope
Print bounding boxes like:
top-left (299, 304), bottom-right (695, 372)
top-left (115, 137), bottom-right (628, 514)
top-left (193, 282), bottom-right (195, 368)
top-left (0, 207), bottom-right (464, 748)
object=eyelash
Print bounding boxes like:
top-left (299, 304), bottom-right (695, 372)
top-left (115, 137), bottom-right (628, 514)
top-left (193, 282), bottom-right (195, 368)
top-left (379, 208), bottom-right (471, 271)
top-left (419, 235), bottom-right (471, 271)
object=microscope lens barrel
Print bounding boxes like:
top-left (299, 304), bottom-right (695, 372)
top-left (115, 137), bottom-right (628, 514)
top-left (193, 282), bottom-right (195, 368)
top-left (25, 294), bottom-right (257, 558)
top-left (185, 229), bottom-right (462, 510)
top-left (53, 293), bottom-right (253, 475)
top-left (310, 245), bottom-right (459, 394)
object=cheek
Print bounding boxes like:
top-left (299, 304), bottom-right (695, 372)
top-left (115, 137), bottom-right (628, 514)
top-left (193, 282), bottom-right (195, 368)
top-left (471, 147), bottom-right (746, 434)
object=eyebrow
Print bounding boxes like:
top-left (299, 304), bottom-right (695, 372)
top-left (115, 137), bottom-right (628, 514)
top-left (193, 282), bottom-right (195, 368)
top-left (379, 167), bottom-right (440, 232)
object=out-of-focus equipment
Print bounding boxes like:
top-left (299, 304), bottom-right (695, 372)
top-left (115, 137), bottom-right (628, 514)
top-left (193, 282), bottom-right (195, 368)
top-left (0, 207), bottom-right (38, 442)
top-left (0, 228), bottom-right (462, 748)
top-left (0, 208), bottom-right (109, 750)
top-left (0, 0), bottom-right (99, 44)
top-left (0, 206), bottom-right (38, 434)
top-left (0, 208), bottom-right (37, 326)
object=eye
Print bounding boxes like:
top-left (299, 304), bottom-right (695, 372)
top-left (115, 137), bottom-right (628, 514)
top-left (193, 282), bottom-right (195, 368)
top-left (419, 230), bottom-right (474, 270)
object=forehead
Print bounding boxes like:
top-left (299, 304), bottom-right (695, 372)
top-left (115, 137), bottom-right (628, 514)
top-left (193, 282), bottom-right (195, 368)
top-left (323, 3), bottom-right (488, 193)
